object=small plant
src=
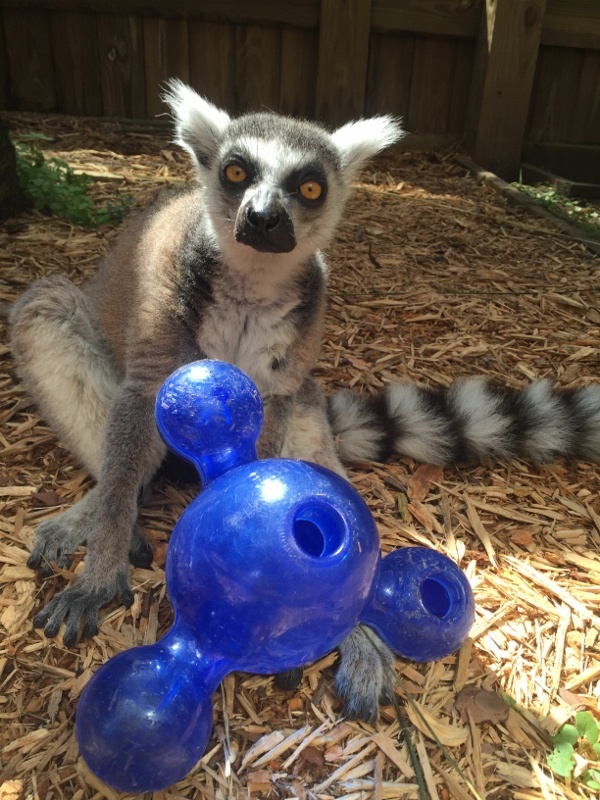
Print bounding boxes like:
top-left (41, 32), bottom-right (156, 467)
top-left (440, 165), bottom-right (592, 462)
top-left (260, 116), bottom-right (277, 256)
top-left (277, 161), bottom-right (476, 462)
top-left (547, 711), bottom-right (600, 790)
top-left (14, 136), bottom-right (133, 227)
top-left (515, 182), bottom-right (600, 241)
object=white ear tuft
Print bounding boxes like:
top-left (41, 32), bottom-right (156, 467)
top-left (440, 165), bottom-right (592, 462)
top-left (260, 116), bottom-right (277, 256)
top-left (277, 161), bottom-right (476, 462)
top-left (330, 115), bottom-right (404, 178)
top-left (163, 79), bottom-right (231, 168)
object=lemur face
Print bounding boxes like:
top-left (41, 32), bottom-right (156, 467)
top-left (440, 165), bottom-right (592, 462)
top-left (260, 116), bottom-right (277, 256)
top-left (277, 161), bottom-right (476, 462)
top-left (211, 114), bottom-right (342, 256)
top-left (164, 80), bottom-right (403, 268)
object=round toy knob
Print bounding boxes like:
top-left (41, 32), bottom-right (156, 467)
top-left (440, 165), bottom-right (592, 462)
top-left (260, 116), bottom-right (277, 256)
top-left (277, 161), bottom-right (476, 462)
top-left (156, 360), bottom-right (263, 484)
top-left (362, 547), bottom-right (474, 662)
top-left (77, 640), bottom-right (215, 794)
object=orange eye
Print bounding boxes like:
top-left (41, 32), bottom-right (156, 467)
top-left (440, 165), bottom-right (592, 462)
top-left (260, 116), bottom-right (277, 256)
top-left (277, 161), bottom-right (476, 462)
top-left (225, 164), bottom-right (247, 183)
top-left (298, 181), bottom-right (323, 201)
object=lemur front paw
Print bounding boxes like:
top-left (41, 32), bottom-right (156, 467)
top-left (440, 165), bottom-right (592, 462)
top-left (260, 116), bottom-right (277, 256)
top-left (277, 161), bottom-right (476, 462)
top-left (27, 515), bottom-right (88, 577)
top-left (33, 569), bottom-right (134, 647)
top-left (335, 625), bottom-right (397, 724)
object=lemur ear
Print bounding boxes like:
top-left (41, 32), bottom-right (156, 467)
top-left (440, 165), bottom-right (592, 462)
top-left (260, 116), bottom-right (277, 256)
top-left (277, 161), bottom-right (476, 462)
top-left (330, 116), bottom-right (404, 179)
top-left (163, 79), bottom-right (231, 169)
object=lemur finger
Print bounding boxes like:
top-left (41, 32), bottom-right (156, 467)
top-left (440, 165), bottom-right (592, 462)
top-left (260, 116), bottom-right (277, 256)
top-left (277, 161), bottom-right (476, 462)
top-left (117, 575), bottom-right (135, 608)
top-left (33, 601), bottom-right (56, 631)
top-left (26, 551), bottom-right (43, 570)
top-left (128, 527), bottom-right (154, 568)
top-left (27, 517), bottom-right (82, 572)
top-left (35, 594), bottom-right (68, 640)
top-left (81, 608), bottom-right (100, 641)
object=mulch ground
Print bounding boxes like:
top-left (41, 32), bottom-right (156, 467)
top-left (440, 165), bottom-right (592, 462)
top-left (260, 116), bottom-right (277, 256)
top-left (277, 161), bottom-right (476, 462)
top-left (1, 111), bottom-right (599, 800)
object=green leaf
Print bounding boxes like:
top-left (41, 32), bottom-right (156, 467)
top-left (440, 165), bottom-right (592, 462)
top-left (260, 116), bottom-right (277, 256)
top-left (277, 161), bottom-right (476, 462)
top-left (501, 693), bottom-right (518, 708)
top-left (18, 131), bottom-right (55, 142)
top-left (547, 742), bottom-right (575, 778)
top-left (583, 768), bottom-right (600, 790)
top-left (552, 724), bottom-right (579, 746)
top-left (575, 711), bottom-right (599, 744)
top-left (593, 742), bottom-right (600, 757)
top-left (13, 140), bottom-right (133, 227)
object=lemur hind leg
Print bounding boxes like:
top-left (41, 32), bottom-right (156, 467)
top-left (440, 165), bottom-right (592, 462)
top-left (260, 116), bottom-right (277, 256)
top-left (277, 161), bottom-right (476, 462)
top-left (9, 276), bottom-right (154, 574)
top-left (281, 378), bottom-right (397, 721)
top-left (10, 275), bottom-right (118, 477)
top-left (281, 377), bottom-right (346, 475)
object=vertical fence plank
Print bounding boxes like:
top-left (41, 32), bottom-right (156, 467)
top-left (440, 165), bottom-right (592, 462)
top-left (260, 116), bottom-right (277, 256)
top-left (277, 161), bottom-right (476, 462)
top-left (0, 14), bottom-right (9, 109)
top-left (527, 46), bottom-right (585, 143)
top-left (143, 17), bottom-right (190, 118)
top-left (448, 37), bottom-right (475, 135)
top-left (2, 8), bottom-right (56, 112)
top-left (365, 31), bottom-right (414, 120)
top-left (574, 50), bottom-right (600, 144)
top-left (236, 24), bottom-right (281, 111)
top-left (280, 26), bottom-right (319, 118)
top-left (526, 47), bottom-right (600, 144)
top-left (96, 14), bottom-right (147, 118)
top-left (50, 11), bottom-right (103, 116)
top-left (408, 35), bottom-right (458, 134)
top-left (315, 0), bottom-right (372, 125)
top-left (189, 20), bottom-right (236, 111)
top-left (465, 0), bottom-right (547, 180)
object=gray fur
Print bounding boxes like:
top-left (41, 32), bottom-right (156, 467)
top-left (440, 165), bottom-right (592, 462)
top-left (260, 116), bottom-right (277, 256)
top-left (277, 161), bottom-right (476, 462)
top-left (10, 83), bottom-right (402, 717)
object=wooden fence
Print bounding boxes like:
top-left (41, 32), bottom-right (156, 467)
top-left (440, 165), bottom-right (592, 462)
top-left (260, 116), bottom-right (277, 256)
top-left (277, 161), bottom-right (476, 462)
top-left (0, 0), bottom-right (599, 180)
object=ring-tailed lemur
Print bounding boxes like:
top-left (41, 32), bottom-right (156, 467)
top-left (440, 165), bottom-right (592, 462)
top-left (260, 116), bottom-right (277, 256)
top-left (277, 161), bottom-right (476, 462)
top-left (10, 80), bottom-right (600, 724)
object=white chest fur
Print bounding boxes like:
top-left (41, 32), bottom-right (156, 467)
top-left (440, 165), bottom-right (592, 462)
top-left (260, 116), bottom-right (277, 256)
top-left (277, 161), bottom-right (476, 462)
top-left (198, 294), bottom-right (298, 397)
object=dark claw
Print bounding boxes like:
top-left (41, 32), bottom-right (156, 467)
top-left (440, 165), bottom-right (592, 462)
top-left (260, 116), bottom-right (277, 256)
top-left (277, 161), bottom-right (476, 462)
top-left (63, 618), bottom-right (80, 648)
top-left (33, 606), bottom-right (52, 629)
top-left (28, 532), bottom-right (74, 576)
top-left (40, 560), bottom-right (57, 578)
top-left (119, 579), bottom-right (135, 609)
top-left (42, 608), bottom-right (63, 640)
top-left (27, 553), bottom-right (41, 570)
top-left (274, 667), bottom-right (304, 692)
top-left (56, 552), bottom-right (73, 570)
top-left (129, 529), bottom-right (154, 568)
top-left (81, 610), bottom-right (100, 641)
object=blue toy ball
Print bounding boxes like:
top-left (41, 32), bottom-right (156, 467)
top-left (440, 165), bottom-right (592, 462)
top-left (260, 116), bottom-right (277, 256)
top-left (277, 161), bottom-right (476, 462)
top-left (76, 360), bottom-right (474, 793)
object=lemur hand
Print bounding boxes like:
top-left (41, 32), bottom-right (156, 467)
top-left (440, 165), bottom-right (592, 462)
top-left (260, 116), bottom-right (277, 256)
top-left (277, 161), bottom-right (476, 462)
top-left (33, 567), bottom-right (134, 647)
top-left (28, 489), bottom-right (150, 646)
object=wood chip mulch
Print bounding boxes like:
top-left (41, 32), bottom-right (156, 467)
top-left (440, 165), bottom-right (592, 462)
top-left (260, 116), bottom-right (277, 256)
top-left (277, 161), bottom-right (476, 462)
top-left (1, 112), bottom-right (599, 800)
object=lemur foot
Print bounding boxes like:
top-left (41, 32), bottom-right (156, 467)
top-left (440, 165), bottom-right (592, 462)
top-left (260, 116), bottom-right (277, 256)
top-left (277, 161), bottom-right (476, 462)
top-left (33, 568), bottom-right (133, 647)
top-left (335, 625), bottom-right (397, 723)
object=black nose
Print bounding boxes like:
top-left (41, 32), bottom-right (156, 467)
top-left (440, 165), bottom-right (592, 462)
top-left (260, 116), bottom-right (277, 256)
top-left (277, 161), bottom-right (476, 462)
top-left (246, 206), bottom-right (281, 234)
top-left (236, 202), bottom-right (296, 253)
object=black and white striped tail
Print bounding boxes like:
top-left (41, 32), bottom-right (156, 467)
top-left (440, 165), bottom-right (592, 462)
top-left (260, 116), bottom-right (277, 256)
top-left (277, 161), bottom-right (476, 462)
top-left (328, 378), bottom-right (600, 465)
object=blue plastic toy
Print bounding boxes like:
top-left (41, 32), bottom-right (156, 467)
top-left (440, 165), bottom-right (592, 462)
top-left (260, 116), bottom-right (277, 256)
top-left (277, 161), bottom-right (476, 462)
top-left (76, 360), bottom-right (474, 793)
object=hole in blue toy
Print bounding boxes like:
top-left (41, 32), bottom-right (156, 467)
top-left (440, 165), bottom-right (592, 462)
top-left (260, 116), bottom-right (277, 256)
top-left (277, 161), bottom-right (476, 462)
top-left (294, 519), bottom-right (326, 557)
top-left (293, 504), bottom-right (346, 558)
top-left (421, 576), bottom-right (452, 618)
